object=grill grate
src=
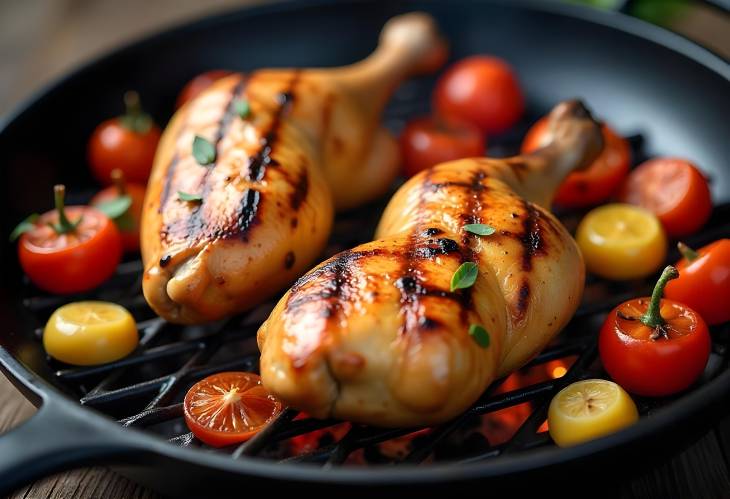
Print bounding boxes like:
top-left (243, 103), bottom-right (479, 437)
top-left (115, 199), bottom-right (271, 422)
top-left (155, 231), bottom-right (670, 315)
top-left (18, 78), bottom-right (730, 468)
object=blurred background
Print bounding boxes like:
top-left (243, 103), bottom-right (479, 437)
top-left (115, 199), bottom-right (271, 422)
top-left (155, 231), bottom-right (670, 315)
top-left (0, 0), bottom-right (728, 117)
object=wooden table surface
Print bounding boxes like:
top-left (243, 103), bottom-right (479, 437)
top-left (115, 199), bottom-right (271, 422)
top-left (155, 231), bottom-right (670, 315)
top-left (2, 0), bottom-right (730, 497)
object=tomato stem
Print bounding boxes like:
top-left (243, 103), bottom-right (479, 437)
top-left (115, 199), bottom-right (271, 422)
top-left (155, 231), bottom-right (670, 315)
top-left (52, 185), bottom-right (79, 234)
top-left (111, 169), bottom-right (127, 196)
top-left (120, 91), bottom-right (152, 134)
top-left (678, 242), bottom-right (699, 262)
top-left (640, 266), bottom-right (679, 330)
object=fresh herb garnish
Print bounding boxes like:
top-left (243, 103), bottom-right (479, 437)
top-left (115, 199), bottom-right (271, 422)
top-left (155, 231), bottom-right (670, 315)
top-left (9, 214), bottom-right (39, 242)
top-left (95, 195), bottom-right (132, 219)
top-left (450, 261), bottom-right (478, 291)
top-left (468, 324), bottom-right (490, 348)
top-left (234, 98), bottom-right (250, 119)
top-left (178, 191), bottom-right (203, 203)
top-left (192, 135), bottom-right (216, 165)
top-left (464, 223), bottom-right (495, 236)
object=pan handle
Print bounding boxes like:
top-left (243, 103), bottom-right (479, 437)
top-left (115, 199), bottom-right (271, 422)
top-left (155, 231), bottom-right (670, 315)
top-left (0, 397), bottom-right (135, 495)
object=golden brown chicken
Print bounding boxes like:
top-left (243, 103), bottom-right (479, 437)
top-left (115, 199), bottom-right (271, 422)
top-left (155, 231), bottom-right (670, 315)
top-left (258, 100), bottom-right (604, 427)
top-left (141, 13), bottom-right (447, 324)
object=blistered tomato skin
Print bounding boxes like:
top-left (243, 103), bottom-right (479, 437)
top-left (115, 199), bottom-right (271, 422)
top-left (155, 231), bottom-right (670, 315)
top-left (43, 301), bottom-right (138, 366)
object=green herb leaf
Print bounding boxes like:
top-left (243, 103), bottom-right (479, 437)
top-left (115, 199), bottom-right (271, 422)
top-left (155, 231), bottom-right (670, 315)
top-left (9, 214), bottom-right (39, 242)
top-left (450, 261), bottom-right (478, 292)
top-left (94, 195), bottom-right (132, 219)
top-left (468, 324), bottom-right (490, 348)
top-left (178, 191), bottom-right (203, 203)
top-left (234, 98), bottom-right (250, 119)
top-left (192, 135), bottom-right (216, 165)
top-left (464, 223), bottom-right (496, 236)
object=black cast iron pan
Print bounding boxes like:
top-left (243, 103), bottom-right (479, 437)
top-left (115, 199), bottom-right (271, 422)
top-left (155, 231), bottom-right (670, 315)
top-left (0, 0), bottom-right (729, 496)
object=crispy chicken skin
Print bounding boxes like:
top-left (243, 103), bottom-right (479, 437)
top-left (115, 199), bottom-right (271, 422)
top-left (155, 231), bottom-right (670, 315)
top-left (141, 14), bottom-right (447, 324)
top-left (258, 101), bottom-right (604, 427)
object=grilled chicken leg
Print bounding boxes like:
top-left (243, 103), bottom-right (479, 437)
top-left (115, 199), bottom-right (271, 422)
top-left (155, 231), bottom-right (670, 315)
top-left (141, 13), bottom-right (447, 324)
top-left (258, 100), bottom-right (604, 427)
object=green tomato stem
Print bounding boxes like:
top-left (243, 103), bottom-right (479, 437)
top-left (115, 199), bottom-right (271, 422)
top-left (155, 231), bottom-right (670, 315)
top-left (640, 265), bottom-right (679, 329)
top-left (124, 91), bottom-right (142, 117)
top-left (677, 242), bottom-right (699, 262)
top-left (111, 169), bottom-right (127, 196)
top-left (53, 184), bottom-right (76, 234)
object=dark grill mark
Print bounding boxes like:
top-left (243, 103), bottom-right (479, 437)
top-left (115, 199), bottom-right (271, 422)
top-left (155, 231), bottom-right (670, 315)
top-left (159, 156), bottom-right (179, 213)
top-left (414, 238), bottom-right (459, 258)
top-left (284, 251), bottom-right (296, 269)
top-left (517, 280), bottom-right (531, 316)
top-left (422, 228), bottom-right (443, 237)
top-left (159, 255), bottom-right (171, 268)
top-left (290, 170), bottom-right (309, 210)
top-left (234, 189), bottom-right (261, 240)
top-left (520, 200), bottom-right (544, 272)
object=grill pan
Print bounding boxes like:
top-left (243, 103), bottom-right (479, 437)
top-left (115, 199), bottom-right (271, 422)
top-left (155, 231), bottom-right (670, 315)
top-left (1, 0), bottom-right (729, 495)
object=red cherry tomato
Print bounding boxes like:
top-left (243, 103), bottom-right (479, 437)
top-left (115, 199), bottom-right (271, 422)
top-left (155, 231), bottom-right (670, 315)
top-left (433, 56), bottom-right (524, 134)
top-left (14, 186), bottom-right (122, 294)
top-left (665, 240), bottom-right (730, 325)
top-left (400, 116), bottom-right (485, 177)
top-left (183, 372), bottom-right (283, 447)
top-left (522, 118), bottom-right (631, 208)
top-left (619, 158), bottom-right (712, 238)
top-left (599, 266), bottom-right (711, 397)
top-left (91, 169), bottom-right (146, 252)
top-left (176, 70), bottom-right (233, 109)
top-left (88, 91), bottom-right (161, 185)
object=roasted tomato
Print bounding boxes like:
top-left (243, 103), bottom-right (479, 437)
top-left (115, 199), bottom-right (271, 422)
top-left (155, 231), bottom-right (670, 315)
top-left (548, 379), bottom-right (638, 447)
top-left (433, 56), bottom-right (524, 134)
top-left (176, 70), bottom-right (233, 109)
top-left (665, 240), bottom-right (730, 325)
top-left (619, 158), bottom-right (712, 238)
top-left (44, 301), bottom-right (138, 365)
top-left (12, 185), bottom-right (122, 294)
top-left (521, 119), bottom-right (630, 208)
top-left (400, 116), bottom-right (485, 177)
top-left (599, 266), bottom-right (711, 397)
top-left (91, 169), bottom-right (145, 252)
top-left (88, 91), bottom-right (161, 184)
top-left (576, 203), bottom-right (667, 280)
top-left (184, 372), bottom-right (283, 447)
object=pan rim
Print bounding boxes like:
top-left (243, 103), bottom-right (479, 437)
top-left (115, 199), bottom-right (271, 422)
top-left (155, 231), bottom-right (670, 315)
top-left (1, 0), bottom-right (729, 486)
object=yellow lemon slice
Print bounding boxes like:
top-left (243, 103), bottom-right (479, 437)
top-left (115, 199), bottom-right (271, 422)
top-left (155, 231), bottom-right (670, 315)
top-left (43, 301), bottom-right (138, 366)
top-left (548, 379), bottom-right (638, 447)
top-left (576, 203), bottom-right (667, 280)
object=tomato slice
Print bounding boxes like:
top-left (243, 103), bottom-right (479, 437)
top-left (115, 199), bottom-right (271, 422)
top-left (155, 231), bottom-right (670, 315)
top-left (184, 372), bottom-right (283, 447)
top-left (618, 157), bottom-right (712, 237)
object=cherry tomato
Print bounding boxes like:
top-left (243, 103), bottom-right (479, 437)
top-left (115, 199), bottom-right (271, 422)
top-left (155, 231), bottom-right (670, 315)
top-left (44, 301), bottom-right (138, 365)
top-left (176, 70), bottom-right (233, 109)
top-left (433, 56), bottom-right (524, 134)
top-left (91, 169), bottom-right (145, 252)
top-left (599, 266), bottom-right (711, 397)
top-left (521, 119), bottom-right (630, 208)
top-left (576, 204), bottom-right (667, 281)
top-left (548, 379), bottom-right (638, 447)
top-left (88, 91), bottom-right (161, 185)
top-left (619, 158), bottom-right (712, 238)
top-left (400, 117), bottom-right (485, 177)
top-left (665, 240), bottom-right (730, 325)
top-left (184, 371), bottom-right (283, 447)
top-left (13, 185), bottom-right (122, 294)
